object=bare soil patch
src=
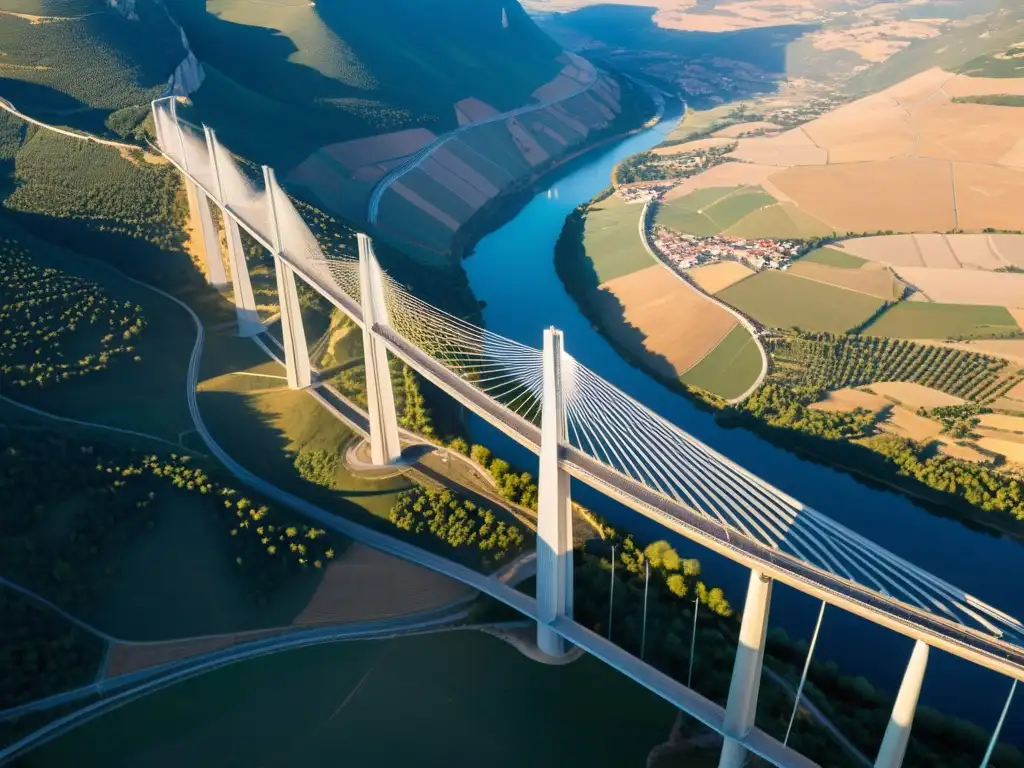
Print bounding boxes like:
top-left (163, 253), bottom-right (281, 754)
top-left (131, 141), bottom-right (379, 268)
top-left (731, 128), bottom-right (828, 167)
top-left (989, 236), bottom-right (1024, 268)
top-left (767, 158), bottom-right (956, 233)
top-left (947, 235), bottom-right (1004, 271)
top-left (977, 436), bottom-right (1024, 465)
top-left (599, 264), bottom-right (738, 378)
top-left (892, 267), bottom-right (1024, 308)
top-left (882, 407), bottom-right (942, 442)
top-left (979, 414), bottom-right (1024, 433)
top-left (914, 235), bottom-right (959, 269)
top-left (954, 163), bottom-right (1024, 230)
top-left (868, 381), bottom-right (964, 410)
top-left (686, 261), bottom-right (754, 294)
top-left (839, 235), bottom-right (922, 266)
top-left (810, 388), bottom-right (888, 413)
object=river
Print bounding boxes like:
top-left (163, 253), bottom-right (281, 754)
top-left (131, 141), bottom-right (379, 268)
top-left (462, 117), bottom-right (1023, 738)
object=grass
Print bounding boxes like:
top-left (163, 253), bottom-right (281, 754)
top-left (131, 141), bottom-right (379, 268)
top-left (669, 187), bottom-right (740, 213)
top-left (863, 302), bottom-right (1022, 339)
top-left (724, 203), bottom-right (836, 240)
top-left (800, 246), bottom-right (867, 269)
top-left (658, 104), bottom-right (736, 146)
top-left (21, 631), bottom-right (678, 767)
top-left (701, 187), bottom-right (777, 231)
top-left (81, 489), bottom-right (325, 641)
top-left (652, 205), bottom-right (721, 237)
top-left (583, 193), bottom-right (655, 284)
top-left (682, 325), bottom-right (763, 400)
top-left (953, 94), bottom-right (1024, 107)
top-left (197, 374), bottom-right (410, 525)
top-left (716, 270), bottom-right (886, 333)
top-left (0, 218), bottom-right (196, 441)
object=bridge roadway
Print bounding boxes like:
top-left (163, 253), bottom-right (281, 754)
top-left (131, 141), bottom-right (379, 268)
top-left (154, 142), bottom-right (1019, 765)
top-left (155, 146), bottom-right (1024, 680)
top-left (372, 325), bottom-right (1024, 682)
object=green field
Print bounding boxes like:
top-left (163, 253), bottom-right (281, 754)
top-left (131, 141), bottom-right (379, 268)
top-left (953, 94), bottom-right (1024, 107)
top-left (863, 302), bottom-right (1022, 339)
top-left (20, 632), bottom-right (680, 767)
top-left (724, 203), bottom-right (835, 240)
top-left (681, 325), bottom-right (763, 400)
top-left (657, 104), bottom-right (736, 146)
top-left (957, 43), bottom-right (1024, 78)
top-left (799, 246), bottom-right (867, 269)
top-left (701, 187), bottom-right (777, 231)
top-left (655, 186), bottom-right (777, 236)
top-left (583, 193), bottom-right (655, 284)
top-left (717, 271), bottom-right (886, 333)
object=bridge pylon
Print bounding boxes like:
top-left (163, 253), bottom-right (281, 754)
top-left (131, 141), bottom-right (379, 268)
top-left (357, 234), bottom-right (402, 465)
top-left (720, 570), bottom-right (773, 768)
top-left (536, 327), bottom-right (574, 659)
top-left (874, 640), bottom-right (929, 768)
top-left (206, 127), bottom-right (261, 337)
top-left (167, 100), bottom-right (226, 289)
top-left (264, 166), bottom-right (312, 390)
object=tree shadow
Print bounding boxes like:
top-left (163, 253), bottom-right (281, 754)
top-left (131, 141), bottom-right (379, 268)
top-left (555, 207), bottom-right (682, 385)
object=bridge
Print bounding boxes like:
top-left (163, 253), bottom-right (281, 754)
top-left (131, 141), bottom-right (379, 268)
top-left (151, 95), bottom-right (1020, 768)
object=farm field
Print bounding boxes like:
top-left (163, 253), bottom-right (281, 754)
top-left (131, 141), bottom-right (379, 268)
top-left (700, 187), bottom-right (777, 230)
top-left (980, 414), bottom-right (1024, 433)
top-left (977, 436), bottom-right (1024, 465)
top-left (583, 193), bottom-right (655, 283)
top-left (716, 270), bottom-right (885, 333)
top-left (892, 268), bottom-right (1024, 308)
top-left (723, 203), bottom-right (834, 239)
top-left (686, 261), bottom-right (754, 294)
top-left (657, 104), bottom-right (735, 146)
top-left (866, 382), bottom-right (964, 410)
top-left (23, 632), bottom-right (678, 767)
top-left (800, 247), bottom-right (867, 269)
top-left (809, 388), bottom-right (888, 413)
top-left (599, 265), bottom-right (738, 379)
top-left (655, 185), bottom-right (776, 235)
top-left (680, 324), bottom-right (763, 400)
top-left (787, 261), bottom-right (905, 301)
top-left (864, 303), bottom-right (1021, 339)
top-left (767, 158), bottom-right (957, 233)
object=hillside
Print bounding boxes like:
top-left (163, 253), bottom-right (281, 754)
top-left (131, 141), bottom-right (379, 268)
top-left (0, 0), bottom-right (191, 136)
top-left (166, 0), bottom-right (569, 166)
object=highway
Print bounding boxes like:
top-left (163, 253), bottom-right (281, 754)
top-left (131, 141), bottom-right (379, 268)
top-left (373, 325), bottom-right (1024, 681)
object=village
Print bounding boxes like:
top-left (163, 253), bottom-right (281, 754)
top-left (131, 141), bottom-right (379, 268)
top-left (650, 225), bottom-right (802, 271)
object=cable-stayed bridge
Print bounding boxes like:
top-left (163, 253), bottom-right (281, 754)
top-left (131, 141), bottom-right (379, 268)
top-left (151, 96), bottom-right (1021, 768)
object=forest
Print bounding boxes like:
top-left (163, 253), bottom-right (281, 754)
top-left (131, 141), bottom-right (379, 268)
top-left (569, 529), bottom-right (1024, 768)
top-left (0, 238), bottom-right (145, 389)
top-left (389, 487), bottom-right (525, 569)
top-left (0, 587), bottom-right (104, 711)
top-left (0, 427), bottom-right (339, 620)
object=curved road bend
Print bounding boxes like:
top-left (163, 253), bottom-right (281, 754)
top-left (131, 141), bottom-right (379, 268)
top-left (81, 262), bottom-right (814, 767)
top-left (367, 66), bottom-right (602, 223)
top-left (0, 610), bottom-right (478, 765)
top-left (638, 199), bottom-right (768, 403)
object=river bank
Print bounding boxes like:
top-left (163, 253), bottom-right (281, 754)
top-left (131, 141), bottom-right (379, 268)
top-left (460, 112), bottom-right (1024, 739)
top-left (552, 188), bottom-right (1024, 546)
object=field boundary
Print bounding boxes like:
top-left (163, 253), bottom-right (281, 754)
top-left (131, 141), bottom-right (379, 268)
top-left (639, 199), bottom-right (768, 402)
